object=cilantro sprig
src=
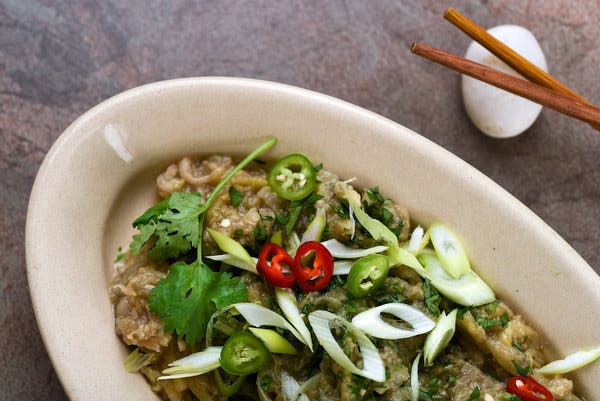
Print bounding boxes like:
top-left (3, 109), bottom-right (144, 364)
top-left (132, 137), bottom-right (277, 344)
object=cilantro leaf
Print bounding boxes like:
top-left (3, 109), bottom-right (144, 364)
top-left (511, 360), bottom-right (532, 375)
top-left (229, 186), bottom-right (245, 207)
top-left (149, 260), bottom-right (247, 344)
top-left (132, 198), bottom-right (169, 227)
top-left (130, 192), bottom-right (203, 259)
top-left (468, 386), bottom-right (481, 401)
top-left (423, 279), bottom-right (442, 316)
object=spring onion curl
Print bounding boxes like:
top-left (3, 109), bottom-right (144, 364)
top-left (275, 288), bottom-right (314, 351)
top-left (423, 309), bottom-right (457, 366)
top-left (158, 347), bottom-right (223, 380)
top-left (321, 239), bottom-right (388, 259)
top-left (249, 327), bottom-right (297, 355)
top-left (351, 303), bottom-right (435, 340)
top-left (416, 254), bottom-right (494, 306)
top-left (332, 260), bottom-right (353, 275)
top-left (308, 310), bottom-right (386, 382)
top-left (537, 346), bottom-right (600, 374)
top-left (206, 254), bottom-right (258, 274)
top-left (301, 206), bottom-right (326, 242)
top-left (428, 222), bottom-right (471, 278)
top-left (207, 228), bottom-right (256, 267)
top-left (234, 303), bottom-right (308, 346)
top-left (411, 352), bottom-right (421, 401)
top-left (281, 371), bottom-right (310, 401)
top-left (406, 225), bottom-right (430, 255)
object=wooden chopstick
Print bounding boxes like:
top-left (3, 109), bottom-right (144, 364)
top-left (410, 42), bottom-right (600, 127)
top-left (443, 8), bottom-right (600, 131)
top-left (444, 8), bottom-right (583, 101)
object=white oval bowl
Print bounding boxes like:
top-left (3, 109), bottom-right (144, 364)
top-left (26, 77), bottom-right (600, 401)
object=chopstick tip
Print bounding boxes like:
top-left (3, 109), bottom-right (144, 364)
top-left (443, 7), bottom-right (455, 18)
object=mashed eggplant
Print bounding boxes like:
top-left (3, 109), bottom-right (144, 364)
top-left (111, 153), bottom-right (582, 401)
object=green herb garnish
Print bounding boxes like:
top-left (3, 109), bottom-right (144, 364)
top-left (468, 386), bottom-right (481, 401)
top-left (500, 312), bottom-right (509, 327)
top-left (475, 315), bottom-right (502, 330)
top-left (229, 186), bottom-right (245, 207)
top-left (423, 279), bottom-right (442, 316)
top-left (141, 137), bottom-right (277, 344)
top-left (511, 360), bottom-right (532, 375)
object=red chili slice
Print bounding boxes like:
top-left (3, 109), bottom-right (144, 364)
top-left (506, 376), bottom-right (554, 401)
top-left (293, 241), bottom-right (333, 292)
top-left (257, 243), bottom-right (295, 288)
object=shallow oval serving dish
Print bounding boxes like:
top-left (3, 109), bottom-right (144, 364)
top-left (26, 77), bottom-right (600, 401)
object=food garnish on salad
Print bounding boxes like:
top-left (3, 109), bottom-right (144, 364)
top-left (111, 137), bottom-right (599, 401)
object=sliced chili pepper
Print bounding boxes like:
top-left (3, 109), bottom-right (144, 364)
top-left (257, 243), bottom-right (295, 288)
top-left (293, 241), bottom-right (333, 292)
top-left (268, 154), bottom-right (317, 200)
top-left (346, 254), bottom-right (390, 298)
top-left (506, 376), bottom-right (554, 401)
top-left (220, 331), bottom-right (270, 376)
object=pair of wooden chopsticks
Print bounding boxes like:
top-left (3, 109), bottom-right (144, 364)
top-left (410, 8), bottom-right (600, 131)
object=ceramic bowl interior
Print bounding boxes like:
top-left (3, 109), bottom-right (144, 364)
top-left (26, 78), bottom-right (600, 401)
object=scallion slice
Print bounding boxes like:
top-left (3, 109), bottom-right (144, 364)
top-left (333, 260), bottom-right (354, 275)
top-left (406, 225), bottom-right (430, 255)
top-left (428, 222), bottom-right (471, 278)
top-left (281, 371), bottom-right (310, 401)
top-left (207, 228), bottom-right (255, 265)
top-left (234, 302), bottom-right (307, 346)
top-left (417, 253), bottom-right (494, 306)
top-left (301, 206), bottom-right (327, 242)
top-left (206, 254), bottom-right (258, 274)
top-left (321, 239), bottom-right (388, 259)
top-left (249, 327), bottom-right (297, 354)
top-left (423, 309), bottom-right (457, 366)
top-left (411, 352), bottom-right (421, 401)
top-left (308, 310), bottom-right (386, 382)
top-left (351, 303), bottom-right (435, 339)
top-left (537, 346), bottom-right (600, 374)
top-left (275, 288), bottom-right (314, 351)
top-left (339, 182), bottom-right (398, 246)
top-left (159, 346), bottom-right (222, 380)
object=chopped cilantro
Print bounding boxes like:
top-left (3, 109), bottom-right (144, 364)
top-left (233, 229), bottom-right (243, 236)
top-left (511, 360), bottom-right (532, 375)
top-left (259, 214), bottom-right (274, 221)
top-left (275, 213), bottom-right (288, 225)
top-left (228, 186), bottom-right (244, 207)
top-left (500, 312), bottom-right (509, 327)
top-left (475, 315), bottom-right (502, 330)
top-left (259, 375), bottom-right (273, 391)
top-left (148, 260), bottom-right (246, 344)
top-left (285, 201), bottom-right (303, 235)
top-left (468, 386), bottom-right (481, 401)
top-left (423, 279), bottom-right (442, 316)
top-left (447, 375), bottom-right (456, 384)
top-left (485, 300), bottom-right (498, 314)
top-left (502, 392), bottom-right (523, 401)
top-left (367, 187), bottom-right (385, 204)
top-left (457, 305), bottom-right (474, 319)
top-left (314, 162), bottom-right (323, 172)
top-left (254, 224), bottom-right (268, 248)
top-left (512, 340), bottom-right (524, 352)
top-left (330, 204), bottom-right (349, 218)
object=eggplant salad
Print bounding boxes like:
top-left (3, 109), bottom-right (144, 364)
top-left (110, 138), bottom-right (599, 401)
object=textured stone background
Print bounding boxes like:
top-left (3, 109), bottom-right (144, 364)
top-left (1, 1), bottom-right (599, 400)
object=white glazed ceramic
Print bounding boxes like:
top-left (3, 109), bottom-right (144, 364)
top-left (26, 78), bottom-right (600, 401)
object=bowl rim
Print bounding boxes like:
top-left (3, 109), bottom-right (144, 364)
top-left (26, 77), bottom-right (599, 400)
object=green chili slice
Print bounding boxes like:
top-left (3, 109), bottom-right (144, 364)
top-left (219, 331), bottom-right (270, 376)
top-left (347, 254), bottom-right (390, 298)
top-left (268, 154), bottom-right (317, 200)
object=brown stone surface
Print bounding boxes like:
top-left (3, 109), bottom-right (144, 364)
top-left (1, 1), bottom-right (599, 400)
